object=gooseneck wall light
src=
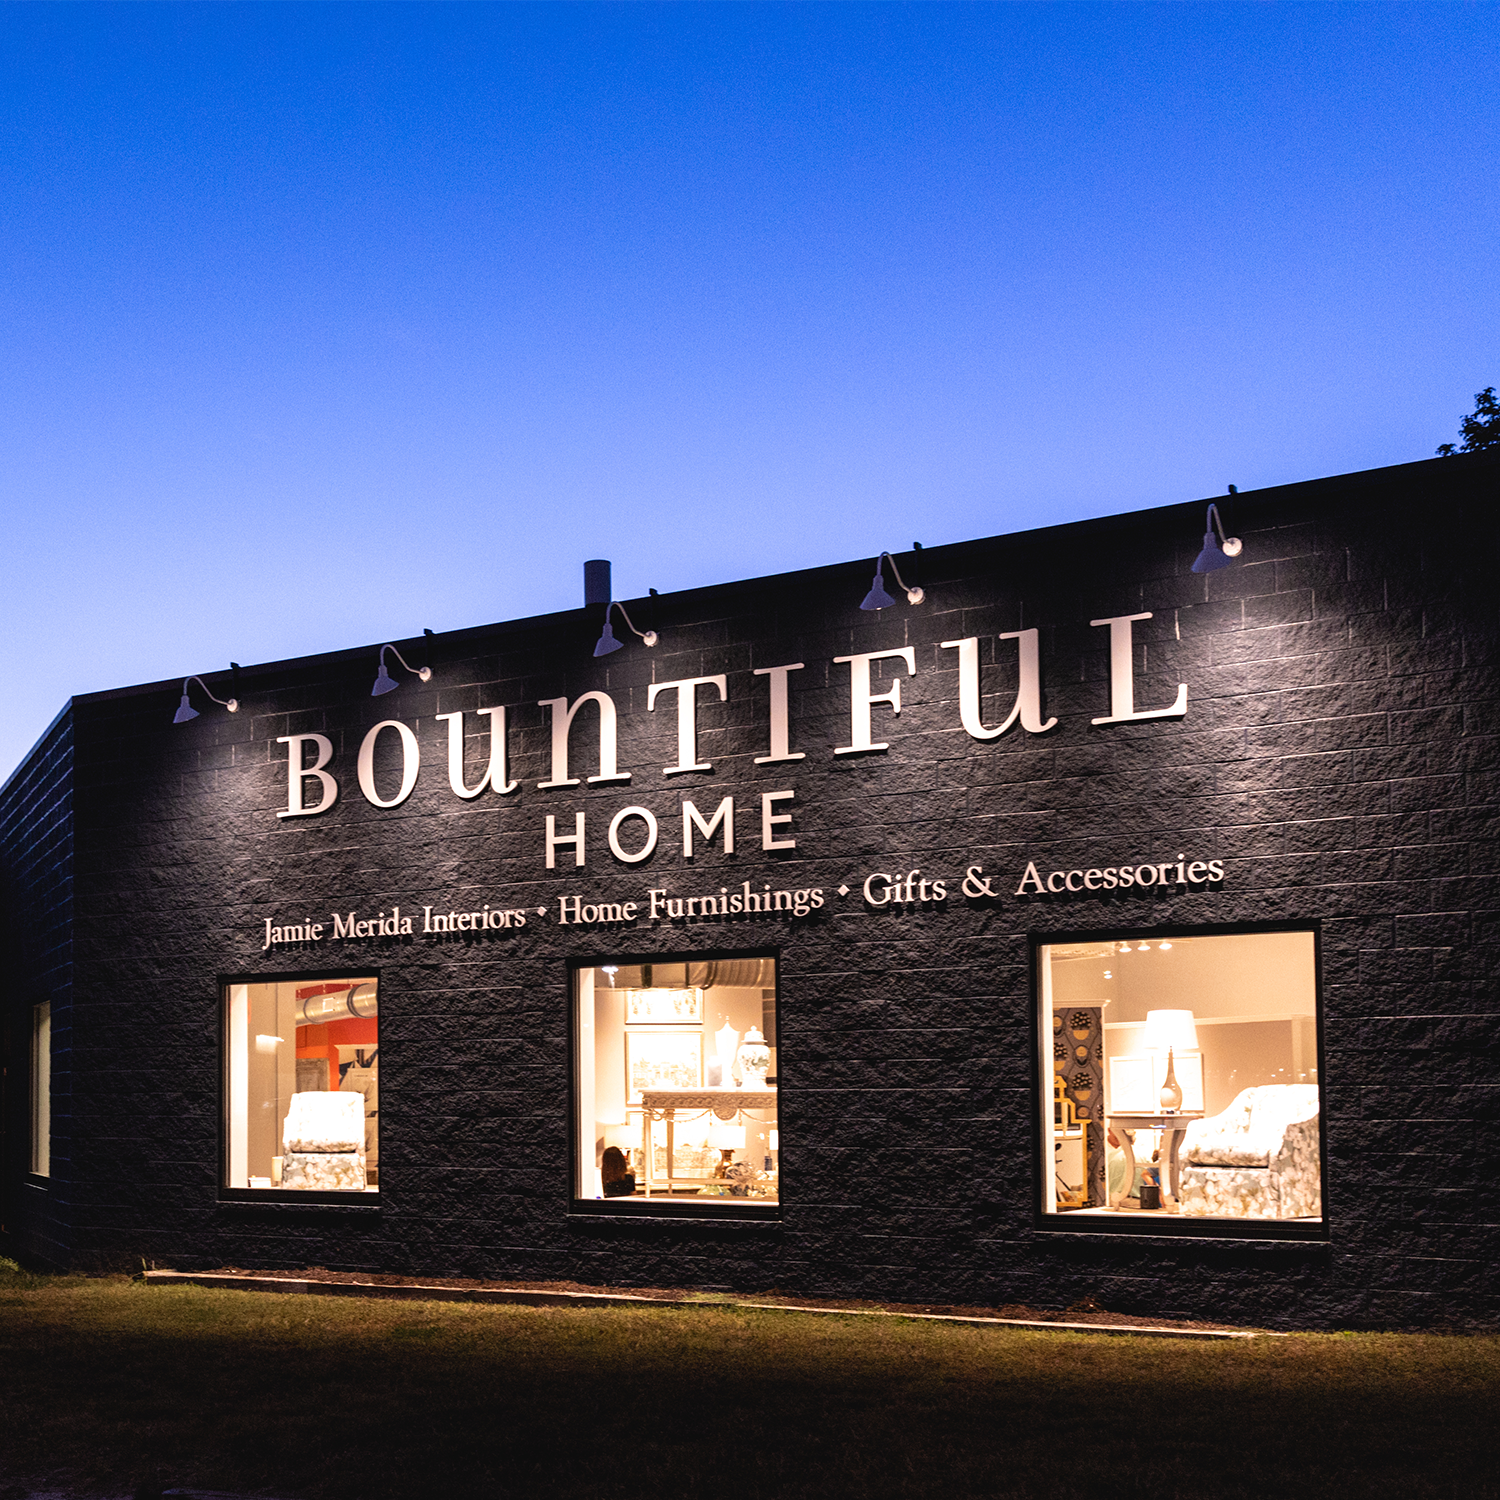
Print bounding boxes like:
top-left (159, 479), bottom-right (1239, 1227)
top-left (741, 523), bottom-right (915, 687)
top-left (585, 559), bottom-right (658, 657)
top-left (860, 551), bottom-right (925, 611)
top-left (173, 671), bottom-right (239, 724)
top-left (371, 643), bottom-right (432, 696)
top-left (1191, 490), bottom-right (1244, 574)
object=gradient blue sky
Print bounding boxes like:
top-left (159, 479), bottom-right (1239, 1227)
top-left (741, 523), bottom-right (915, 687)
top-left (2, 2), bottom-right (1497, 777)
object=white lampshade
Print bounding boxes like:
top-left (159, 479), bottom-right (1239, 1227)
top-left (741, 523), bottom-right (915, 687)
top-left (707, 1121), bottom-right (746, 1150)
top-left (1143, 1009), bottom-right (1199, 1051)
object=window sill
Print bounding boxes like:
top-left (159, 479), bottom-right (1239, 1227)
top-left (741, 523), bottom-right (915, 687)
top-left (218, 1189), bottom-right (382, 1210)
top-left (571, 1197), bottom-right (781, 1224)
top-left (1035, 1211), bottom-right (1327, 1243)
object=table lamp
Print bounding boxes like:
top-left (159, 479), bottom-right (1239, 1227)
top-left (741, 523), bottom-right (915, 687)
top-left (708, 1119), bottom-right (746, 1177)
top-left (1143, 1009), bottom-right (1199, 1111)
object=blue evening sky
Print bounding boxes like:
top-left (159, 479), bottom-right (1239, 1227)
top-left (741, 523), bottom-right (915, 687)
top-left (2, 2), bottom-right (1496, 777)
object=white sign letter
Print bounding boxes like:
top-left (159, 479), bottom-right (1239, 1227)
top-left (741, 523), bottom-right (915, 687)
top-left (537, 693), bottom-right (630, 787)
top-left (683, 796), bottom-right (734, 857)
top-left (608, 806), bottom-right (659, 864)
top-left (752, 663), bottom-right (806, 764)
top-left (357, 721), bottom-right (420, 808)
top-left (436, 707), bottom-right (518, 798)
top-left (646, 675), bottom-right (727, 776)
top-left (1089, 614), bottom-right (1188, 725)
top-left (833, 648), bottom-right (915, 755)
top-left (546, 812), bottom-right (586, 868)
top-left (761, 790), bottom-right (796, 850)
top-left (939, 633), bottom-right (1057, 740)
top-left (276, 733), bottom-right (339, 819)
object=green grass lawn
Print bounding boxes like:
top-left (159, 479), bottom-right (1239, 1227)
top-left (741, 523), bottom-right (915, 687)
top-left (1, 1259), bottom-right (1497, 1500)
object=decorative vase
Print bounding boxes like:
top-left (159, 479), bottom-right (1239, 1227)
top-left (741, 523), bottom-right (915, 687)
top-left (739, 1026), bottom-right (771, 1089)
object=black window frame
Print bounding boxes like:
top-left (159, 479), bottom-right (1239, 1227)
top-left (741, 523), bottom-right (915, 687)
top-left (218, 966), bottom-right (384, 1208)
top-left (568, 946), bottom-right (783, 1221)
top-left (1031, 920), bottom-right (1330, 1243)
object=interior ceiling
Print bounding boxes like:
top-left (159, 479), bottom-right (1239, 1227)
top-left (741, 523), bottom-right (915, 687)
top-left (595, 958), bottom-right (774, 990)
top-left (1050, 938), bottom-right (1200, 961)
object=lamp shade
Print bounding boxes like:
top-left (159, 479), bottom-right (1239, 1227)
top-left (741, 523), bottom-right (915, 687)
top-left (172, 692), bottom-right (199, 723)
top-left (707, 1121), bottom-right (746, 1150)
top-left (371, 663), bottom-right (399, 695)
top-left (860, 566), bottom-right (896, 611)
top-left (593, 621), bottom-right (623, 656)
top-left (1143, 1009), bottom-right (1199, 1052)
top-left (1191, 530), bottom-right (1233, 573)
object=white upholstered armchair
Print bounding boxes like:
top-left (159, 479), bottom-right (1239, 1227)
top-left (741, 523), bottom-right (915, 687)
top-left (281, 1090), bottom-right (366, 1191)
top-left (1177, 1085), bottom-right (1321, 1220)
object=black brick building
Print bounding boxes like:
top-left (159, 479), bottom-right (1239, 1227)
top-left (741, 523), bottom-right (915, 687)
top-left (3, 451), bottom-right (1497, 1330)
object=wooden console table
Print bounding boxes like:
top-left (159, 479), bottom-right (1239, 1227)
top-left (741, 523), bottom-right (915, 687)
top-left (638, 1087), bottom-right (778, 1198)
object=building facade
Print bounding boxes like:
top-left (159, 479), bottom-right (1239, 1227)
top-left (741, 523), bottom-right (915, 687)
top-left (3, 452), bottom-right (1497, 1330)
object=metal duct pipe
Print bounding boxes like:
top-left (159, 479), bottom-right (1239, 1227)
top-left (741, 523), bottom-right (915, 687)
top-left (296, 982), bottom-right (378, 1025)
top-left (688, 959), bottom-right (773, 989)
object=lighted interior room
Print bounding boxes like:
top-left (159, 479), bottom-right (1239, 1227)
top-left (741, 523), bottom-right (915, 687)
top-left (575, 959), bottom-right (778, 1205)
top-left (224, 978), bottom-right (379, 1192)
top-left (1040, 932), bottom-right (1321, 1222)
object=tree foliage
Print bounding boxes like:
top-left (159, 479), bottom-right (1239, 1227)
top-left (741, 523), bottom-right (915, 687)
top-left (1437, 386), bottom-right (1500, 455)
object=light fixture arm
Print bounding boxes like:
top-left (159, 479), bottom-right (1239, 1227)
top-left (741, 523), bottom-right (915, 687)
top-left (1205, 503), bottom-right (1243, 558)
top-left (606, 600), bottom-right (658, 648)
top-left (184, 675), bottom-right (238, 713)
top-left (380, 643), bottom-right (433, 683)
top-left (879, 552), bottom-right (925, 606)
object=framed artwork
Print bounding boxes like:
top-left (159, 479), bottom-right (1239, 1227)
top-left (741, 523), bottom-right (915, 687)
top-left (1108, 1056), bottom-right (1155, 1113)
top-left (625, 988), bottom-right (702, 1025)
top-left (626, 1029), bottom-right (703, 1102)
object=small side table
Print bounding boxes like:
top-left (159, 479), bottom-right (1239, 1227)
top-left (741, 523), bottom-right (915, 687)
top-left (1106, 1111), bottom-right (1204, 1211)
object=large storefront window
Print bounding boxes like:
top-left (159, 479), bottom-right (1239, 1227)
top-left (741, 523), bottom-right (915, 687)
top-left (1039, 931), bottom-right (1322, 1227)
top-left (224, 978), bottom-right (378, 1193)
top-left (31, 1002), bottom-right (50, 1177)
top-left (575, 958), bottom-right (778, 1209)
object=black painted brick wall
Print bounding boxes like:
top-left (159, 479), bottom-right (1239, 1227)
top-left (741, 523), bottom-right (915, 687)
top-left (5, 451), bottom-right (1499, 1328)
top-left (0, 706), bottom-right (74, 1267)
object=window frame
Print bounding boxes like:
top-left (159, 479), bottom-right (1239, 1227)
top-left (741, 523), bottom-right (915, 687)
top-left (568, 947), bottom-right (783, 1221)
top-left (1031, 920), bottom-right (1330, 1242)
top-left (218, 967), bottom-right (384, 1206)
